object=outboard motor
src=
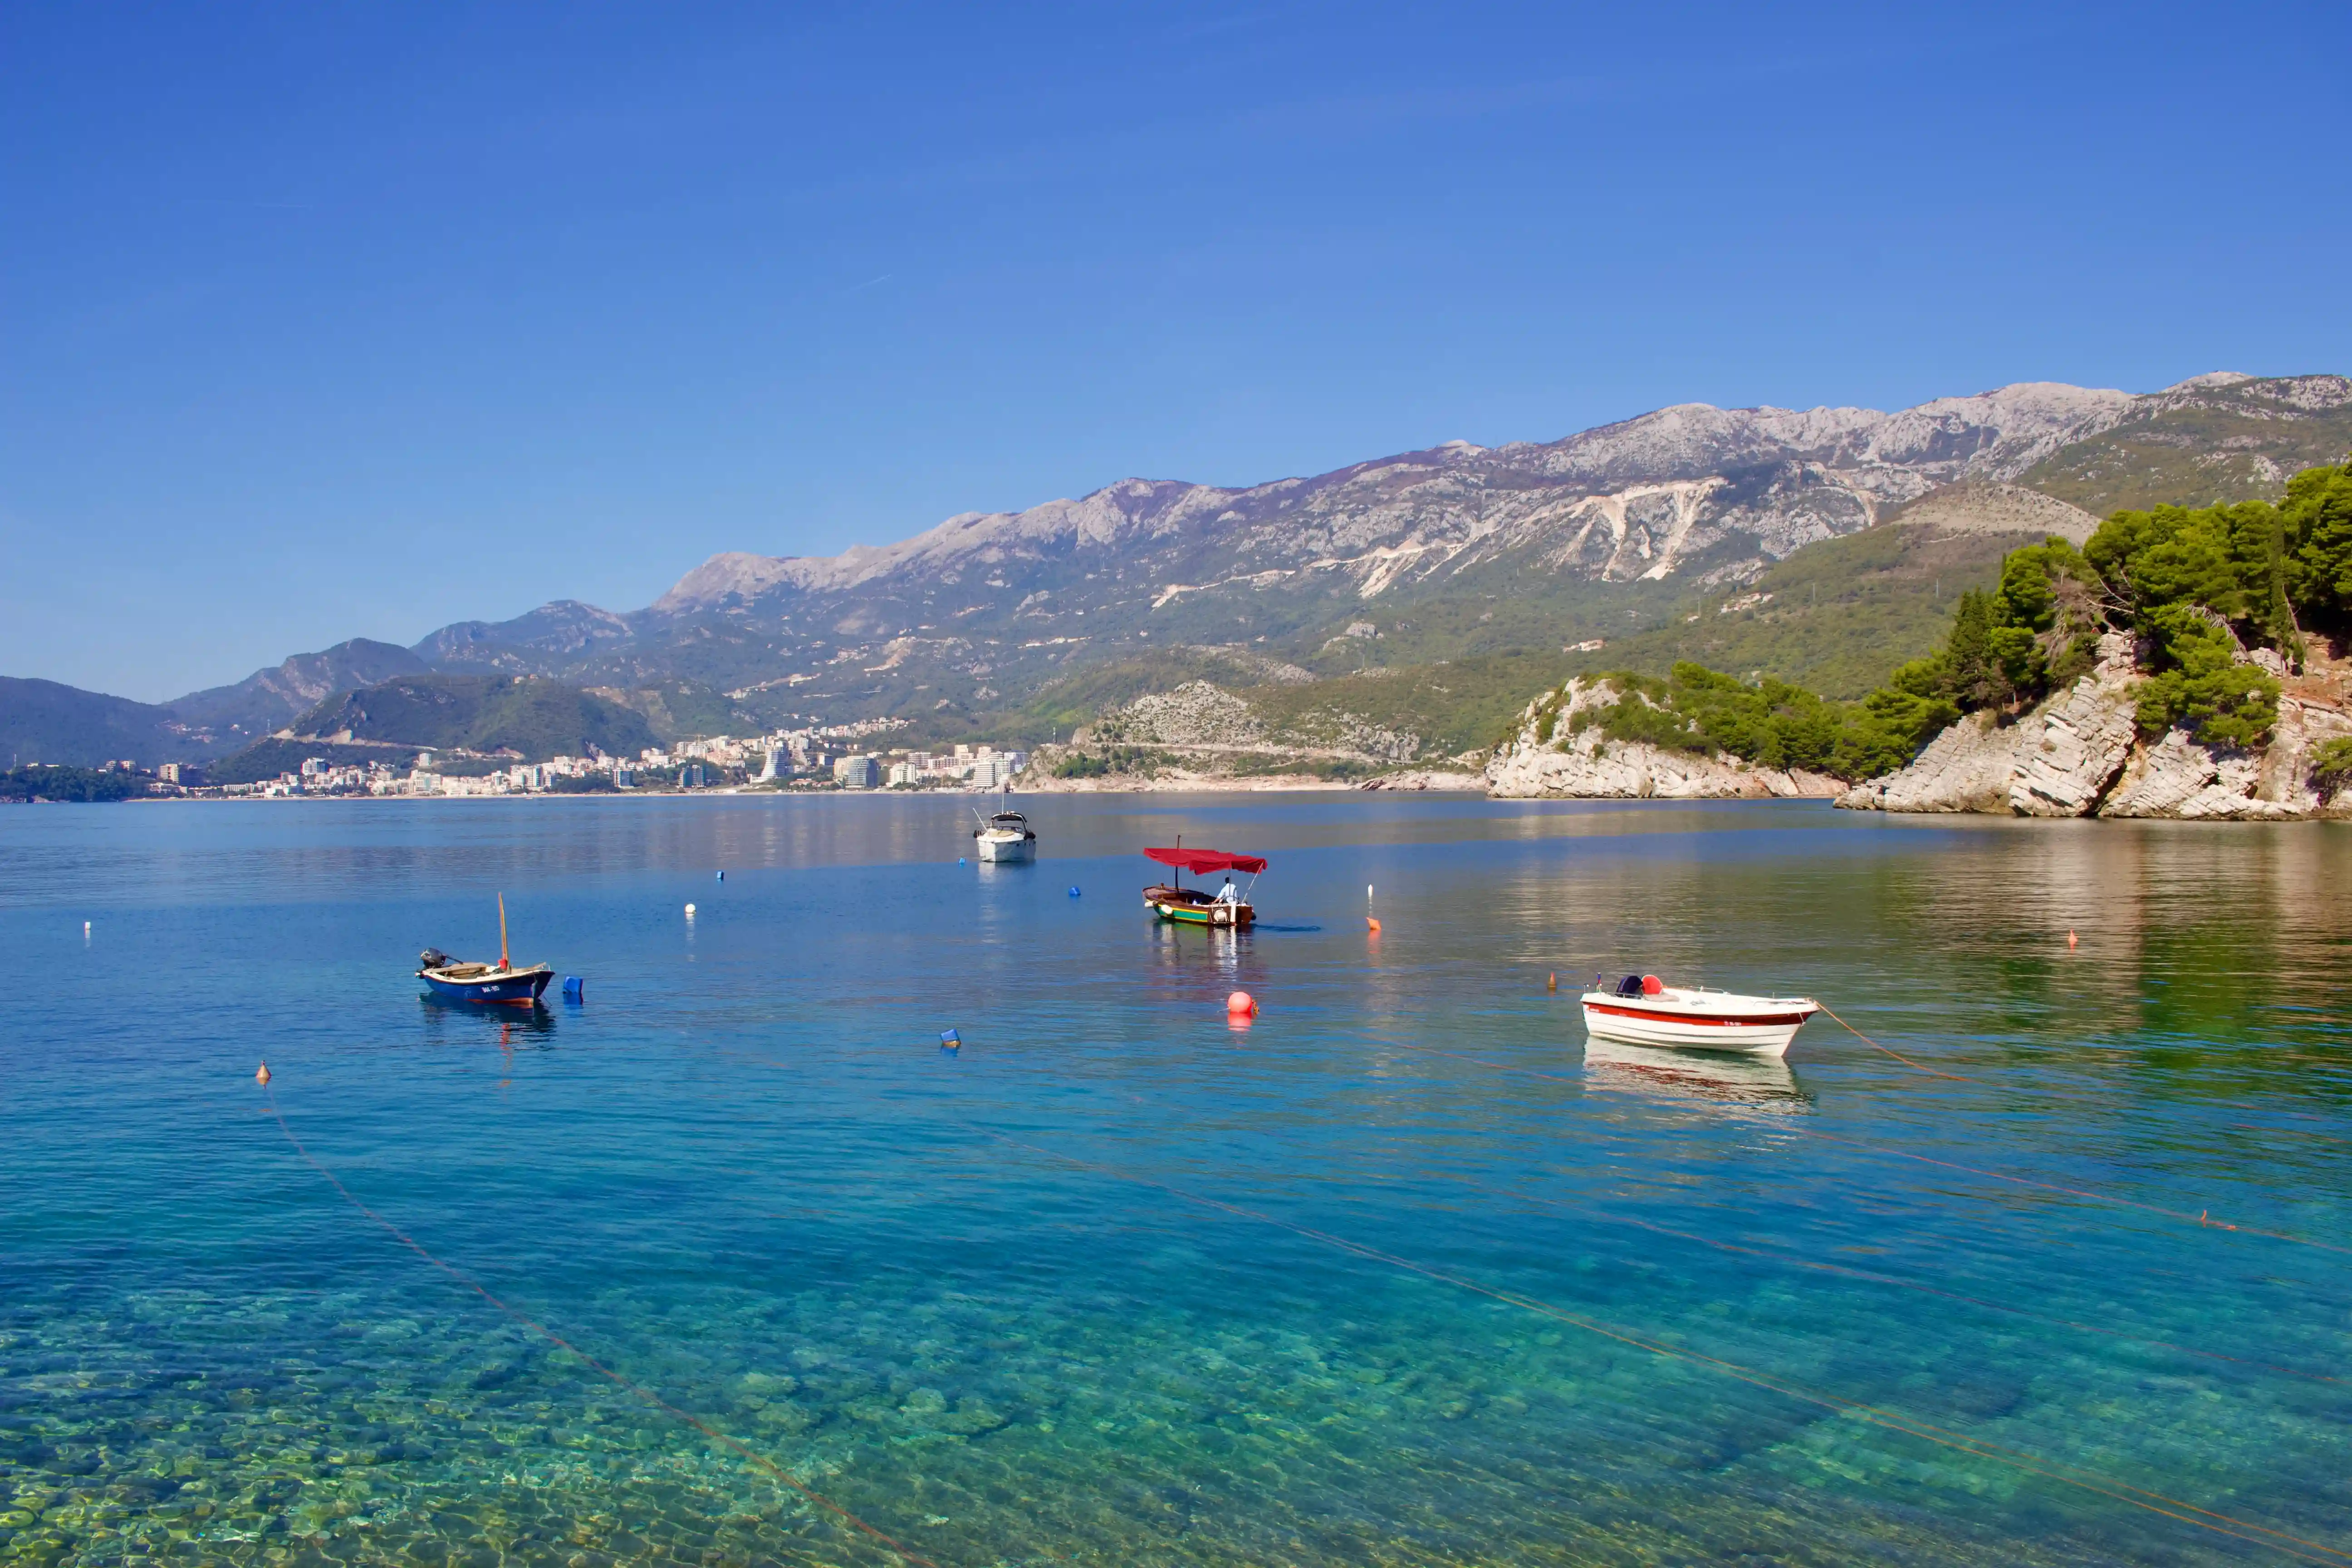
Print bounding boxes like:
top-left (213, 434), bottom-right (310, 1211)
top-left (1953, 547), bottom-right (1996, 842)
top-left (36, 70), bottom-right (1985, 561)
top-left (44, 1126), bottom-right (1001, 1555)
top-left (419, 947), bottom-right (451, 970)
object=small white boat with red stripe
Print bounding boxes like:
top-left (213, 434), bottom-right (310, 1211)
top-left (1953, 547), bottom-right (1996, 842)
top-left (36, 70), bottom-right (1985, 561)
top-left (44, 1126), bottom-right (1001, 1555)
top-left (1580, 973), bottom-right (1820, 1057)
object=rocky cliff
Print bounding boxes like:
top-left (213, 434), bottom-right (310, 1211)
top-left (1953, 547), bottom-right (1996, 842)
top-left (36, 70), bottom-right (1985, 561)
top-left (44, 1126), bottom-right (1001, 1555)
top-left (1838, 635), bottom-right (2352, 820)
top-left (1483, 677), bottom-right (1840, 801)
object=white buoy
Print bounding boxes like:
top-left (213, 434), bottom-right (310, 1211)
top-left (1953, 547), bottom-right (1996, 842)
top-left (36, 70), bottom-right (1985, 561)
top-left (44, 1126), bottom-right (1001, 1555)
top-left (1367, 885), bottom-right (1373, 899)
top-left (83, 921), bottom-right (92, 936)
top-left (684, 902), bottom-right (697, 916)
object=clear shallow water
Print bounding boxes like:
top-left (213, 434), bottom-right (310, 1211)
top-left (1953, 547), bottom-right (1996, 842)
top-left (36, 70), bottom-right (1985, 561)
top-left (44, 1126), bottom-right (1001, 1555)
top-left (2, 794), bottom-right (2349, 1568)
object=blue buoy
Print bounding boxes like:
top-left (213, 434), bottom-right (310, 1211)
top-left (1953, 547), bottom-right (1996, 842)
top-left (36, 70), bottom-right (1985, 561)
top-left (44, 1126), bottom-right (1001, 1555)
top-left (716, 870), bottom-right (725, 881)
top-left (562, 977), bottom-right (585, 1001)
top-left (1068, 885), bottom-right (1081, 897)
top-left (958, 857), bottom-right (966, 866)
top-left (939, 1028), bottom-right (961, 1052)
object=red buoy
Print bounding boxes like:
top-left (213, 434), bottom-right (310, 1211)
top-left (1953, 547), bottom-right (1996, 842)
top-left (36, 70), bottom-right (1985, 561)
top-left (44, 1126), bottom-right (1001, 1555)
top-left (1227, 990), bottom-right (1257, 1017)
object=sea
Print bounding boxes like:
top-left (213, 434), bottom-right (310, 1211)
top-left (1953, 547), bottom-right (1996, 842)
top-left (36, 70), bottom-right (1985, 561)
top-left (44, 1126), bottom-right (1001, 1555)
top-left (2, 793), bottom-right (2347, 1568)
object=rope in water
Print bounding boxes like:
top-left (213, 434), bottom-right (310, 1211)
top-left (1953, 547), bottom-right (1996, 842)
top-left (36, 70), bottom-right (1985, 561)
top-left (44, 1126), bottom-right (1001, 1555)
top-left (1419, 1169), bottom-right (2342, 1387)
top-left (1816, 1002), bottom-right (1969, 1080)
top-left (261, 1087), bottom-right (936, 1568)
top-left (1412, 1028), bottom-right (2352, 1261)
top-left (706, 1037), bottom-right (2339, 1388)
top-left (968, 1122), bottom-right (2352, 1567)
top-left (1793, 1128), bottom-right (2352, 1260)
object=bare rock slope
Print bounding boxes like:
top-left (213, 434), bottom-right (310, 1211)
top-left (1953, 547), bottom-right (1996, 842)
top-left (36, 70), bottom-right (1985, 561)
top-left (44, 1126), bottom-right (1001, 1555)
top-left (1840, 635), bottom-right (2352, 820)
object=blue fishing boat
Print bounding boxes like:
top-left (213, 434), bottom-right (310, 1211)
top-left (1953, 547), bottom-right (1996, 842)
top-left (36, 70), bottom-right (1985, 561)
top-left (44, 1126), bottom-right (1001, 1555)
top-left (418, 895), bottom-right (553, 1005)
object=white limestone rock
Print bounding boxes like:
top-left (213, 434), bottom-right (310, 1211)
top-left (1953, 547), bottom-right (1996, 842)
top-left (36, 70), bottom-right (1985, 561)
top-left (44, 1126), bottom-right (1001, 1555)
top-left (2006, 649), bottom-right (2140, 816)
top-left (2098, 729), bottom-right (2273, 818)
top-left (1842, 633), bottom-right (2138, 816)
top-left (1837, 712), bottom-right (2026, 813)
top-left (2101, 698), bottom-right (2352, 818)
top-left (1484, 679), bottom-right (1839, 800)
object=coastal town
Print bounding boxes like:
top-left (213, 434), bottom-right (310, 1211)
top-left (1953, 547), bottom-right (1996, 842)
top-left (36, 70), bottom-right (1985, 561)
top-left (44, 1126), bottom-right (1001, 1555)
top-left (11, 724), bottom-right (1031, 802)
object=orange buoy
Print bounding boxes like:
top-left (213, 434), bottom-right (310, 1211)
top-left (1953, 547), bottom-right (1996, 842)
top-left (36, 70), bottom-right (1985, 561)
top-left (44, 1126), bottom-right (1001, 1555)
top-left (1547, 971), bottom-right (1557, 992)
top-left (1366, 916), bottom-right (1382, 934)
top-left (2067, 929), bottom-right (2078, 949)
top-left (255, 1061), bottom-right (271, 1086)
top-left (1227, 990), bottom-right (1257, 1017)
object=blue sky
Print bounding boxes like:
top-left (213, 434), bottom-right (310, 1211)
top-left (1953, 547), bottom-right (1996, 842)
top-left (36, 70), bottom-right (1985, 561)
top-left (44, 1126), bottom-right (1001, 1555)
top-left (5, 2), bottom-right (2348, 700)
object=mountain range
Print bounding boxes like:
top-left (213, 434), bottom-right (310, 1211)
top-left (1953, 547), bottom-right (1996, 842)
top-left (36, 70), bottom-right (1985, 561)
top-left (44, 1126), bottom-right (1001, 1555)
top-left (8, 372), bottom-right (2347, 770)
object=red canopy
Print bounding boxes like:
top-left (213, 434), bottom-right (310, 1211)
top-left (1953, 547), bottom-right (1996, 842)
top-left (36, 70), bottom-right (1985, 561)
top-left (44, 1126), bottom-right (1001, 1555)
top-left (1144, 846), bottom-right (1267, 876)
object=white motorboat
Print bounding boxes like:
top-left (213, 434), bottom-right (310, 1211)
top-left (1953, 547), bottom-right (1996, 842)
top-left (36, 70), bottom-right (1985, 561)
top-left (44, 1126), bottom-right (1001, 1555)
top-left (973, 808), bottom-right (1037, 863)
top-left (1579, 973), bottom-right (1820, 1057)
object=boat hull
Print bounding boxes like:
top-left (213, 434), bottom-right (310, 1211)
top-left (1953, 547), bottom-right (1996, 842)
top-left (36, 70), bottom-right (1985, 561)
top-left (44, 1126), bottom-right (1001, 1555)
top-left (1579, 994), bottom-right (1817, 1056)
top-left (1148, 898), bottom-right (1253, 928)
top-left (976, 834), bottom-right (1035, 862)
top-left (421, 966), bottom-right (554, 1005)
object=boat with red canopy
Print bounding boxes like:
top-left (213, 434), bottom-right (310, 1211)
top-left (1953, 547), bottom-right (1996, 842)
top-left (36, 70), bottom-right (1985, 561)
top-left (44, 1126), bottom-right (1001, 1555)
top-left (1142, 844), bottom-right (1266, 928)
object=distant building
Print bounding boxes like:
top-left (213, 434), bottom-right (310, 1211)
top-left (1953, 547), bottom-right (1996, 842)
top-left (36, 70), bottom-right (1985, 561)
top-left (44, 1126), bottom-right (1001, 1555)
top-left (887, 761), bottom-right (918, 787)
top-left (680, 762), bottom-right (708, 789)
top-left (833, 755), bottom-right (881, 789)
top-left (157, 763), bottom-right (183, 784)
top-left (612, 766), bottom-right (635, 788)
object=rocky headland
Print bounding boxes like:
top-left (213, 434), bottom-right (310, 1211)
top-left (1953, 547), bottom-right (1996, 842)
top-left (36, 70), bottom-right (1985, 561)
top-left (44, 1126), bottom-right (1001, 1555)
top-left (1838, 634), bottom-right (2352, 819)
top-left (1481, 676), bottom-right (1842, 801)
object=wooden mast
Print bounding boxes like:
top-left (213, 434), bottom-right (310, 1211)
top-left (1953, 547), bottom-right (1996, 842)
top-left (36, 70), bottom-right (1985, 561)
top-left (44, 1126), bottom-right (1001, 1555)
top-left (497, 893), bottom-right (510, 972)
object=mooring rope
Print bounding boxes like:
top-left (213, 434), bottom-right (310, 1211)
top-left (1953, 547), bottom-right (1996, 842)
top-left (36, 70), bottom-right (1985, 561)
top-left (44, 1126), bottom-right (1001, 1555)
top-left (1405, 1028), bottom-right (2352, 1261)
top-left (1814, 1001), bottom-right (1970, 1080)
top-left (261, 1086), bottom-right (936, 1568)
top-left (967, 1122), bottom-right (2352, 1567)
top-left (1419, 1169), bottom-right (2342, 1387)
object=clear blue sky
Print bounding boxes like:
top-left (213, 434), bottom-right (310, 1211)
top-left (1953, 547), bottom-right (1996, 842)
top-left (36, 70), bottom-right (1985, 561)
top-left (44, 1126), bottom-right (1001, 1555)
top-left (5, 2), bottom-right (2348, 701)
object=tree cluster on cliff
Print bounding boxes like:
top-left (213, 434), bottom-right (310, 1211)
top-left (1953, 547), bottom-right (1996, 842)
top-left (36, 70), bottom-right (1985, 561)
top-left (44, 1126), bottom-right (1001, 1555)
top-left (1532, 663), bottom-right (1952, 782)
top-left (1871, 460), bottom-right (2352, 751)
top-left (1511, 460), bottom-right (2352, 785)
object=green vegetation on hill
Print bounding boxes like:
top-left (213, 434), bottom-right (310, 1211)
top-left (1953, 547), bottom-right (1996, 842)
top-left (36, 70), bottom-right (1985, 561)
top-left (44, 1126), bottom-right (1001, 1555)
top-left (0, 765), bottom-right (149, 802)
top-left (1533, 664), bottom-right (1950, 782)
top-left (591, 680), bottom-right (760, 743)
top-left (2021, 377), bottom-right (2352, 517)
top-left (1556, 523), bottom-right (2031, 700)
top-left (1868, 460), bottom-right (2352, 752)
top-left (288, 675), bottom-right (658, 761)
top-left (1241, 652), bottom-right (1579, 757)
top-left (1020, 646), bottom-right (1582, 759)
top-left (0, 677), bottom-right (213, 769)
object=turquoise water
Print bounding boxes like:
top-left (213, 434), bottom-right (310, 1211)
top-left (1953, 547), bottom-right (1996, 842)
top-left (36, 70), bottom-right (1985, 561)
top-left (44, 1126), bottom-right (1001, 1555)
top-left (3, 794), bottom-right (2349, 1567)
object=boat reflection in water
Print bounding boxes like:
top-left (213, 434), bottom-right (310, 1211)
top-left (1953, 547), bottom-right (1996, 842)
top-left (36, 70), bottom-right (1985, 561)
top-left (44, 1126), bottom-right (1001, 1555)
top-left (1579, 1038), bottom-right (1810, 1115)
top-left (418, 992), bottom-right (557, 1042)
